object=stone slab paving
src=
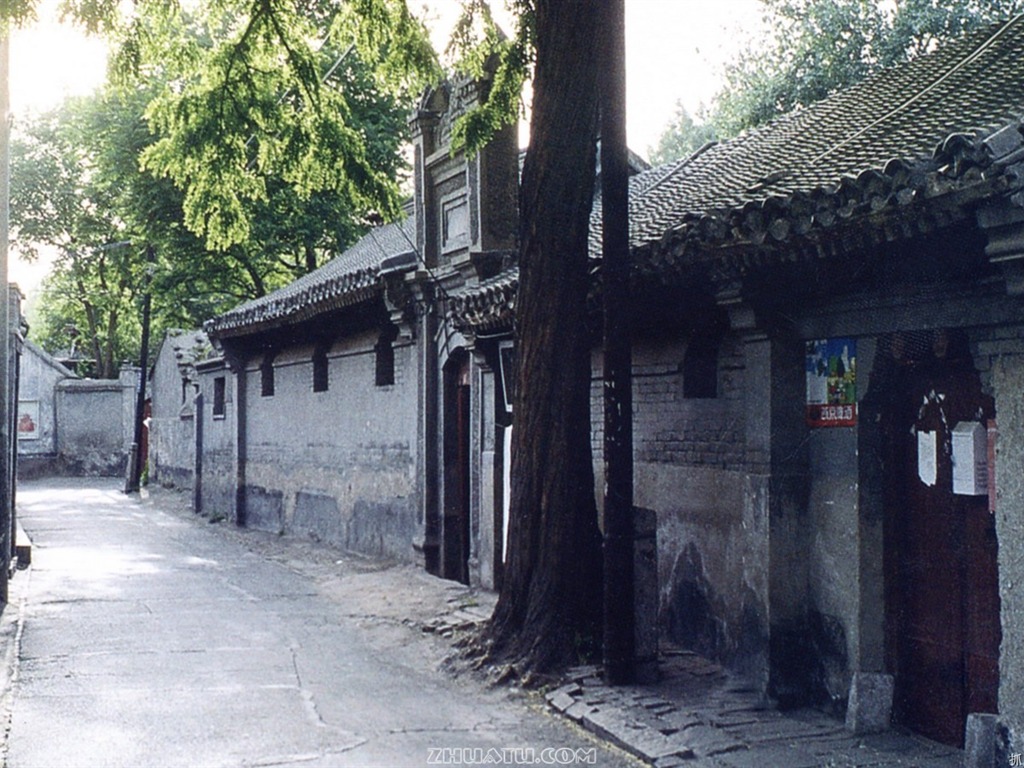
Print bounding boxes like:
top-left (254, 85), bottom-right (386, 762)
top-left (547, 650), bottom-right (964, 767)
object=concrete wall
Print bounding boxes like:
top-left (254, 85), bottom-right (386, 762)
top-left (241, 331), bottom-right (419, 561)
top-left (54, 368), bottom-right (137, 476)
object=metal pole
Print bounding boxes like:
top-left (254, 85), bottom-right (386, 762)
top-left (600, 0), bottom-right (635, 685)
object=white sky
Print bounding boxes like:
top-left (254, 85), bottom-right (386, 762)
top-left (6, 0), bottom-right (763, 293)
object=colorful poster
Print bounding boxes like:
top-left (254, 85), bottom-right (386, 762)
top-left (17, 400), bottom-right (39, 440)
top-left (806, 339), bottom-right (857, 427)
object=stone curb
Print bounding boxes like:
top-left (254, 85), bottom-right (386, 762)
top-left (0, 547), bottom-right (30, 767)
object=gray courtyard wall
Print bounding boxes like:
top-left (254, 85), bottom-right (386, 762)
top-left (16, 341), bottom-right (75, 477)
top-left (590, 334), bottom-right (770, 687)
top-left (979, 327), bottom-right (1024, 746)
top-left (195, 359), bottom-right (236, 520)
top-left (242, 331), bottom-right (419, 561)
top-left (54, 368), bottom-right (137, 476)
top-left (148, 333), bottom-right (200, 489)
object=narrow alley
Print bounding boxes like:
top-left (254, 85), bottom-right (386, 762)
top-left (0, 479), bottom-right (630, 768)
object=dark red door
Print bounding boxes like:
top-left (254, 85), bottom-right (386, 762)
top-left (442, 355), bottom-right (472, 585)
top-left (454, 379), bottom-right (471, 584)
top-left (884, 343), bottom-right (1000, 746)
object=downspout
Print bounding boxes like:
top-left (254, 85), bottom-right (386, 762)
top-left (192, 390), bottom-right (203, 515)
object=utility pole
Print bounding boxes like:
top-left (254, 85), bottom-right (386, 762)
top-left (600, 0), bottom-right (635, 685)
top-left (125, 245), bottom-right (153, 494)
top-left (0, 29), bottom-right (12, 601)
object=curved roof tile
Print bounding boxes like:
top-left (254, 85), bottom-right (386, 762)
top-left (206, 217), bottom-right (416, 337)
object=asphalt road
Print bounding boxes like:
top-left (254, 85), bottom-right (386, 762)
top-left (2, 479), bottom-right (633, 768)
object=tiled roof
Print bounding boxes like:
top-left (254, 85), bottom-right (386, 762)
top-left (452, 15), bottom-right (1024, 330)
top-left (624, 14), bottom-right (1024, 259)
top-left (206, 217), bottom-right (416, 336)
top-left (215, 16), bottom-right (1024, 337)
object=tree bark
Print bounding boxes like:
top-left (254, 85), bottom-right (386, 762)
top-left (486, 0), bottom-right (604, 676)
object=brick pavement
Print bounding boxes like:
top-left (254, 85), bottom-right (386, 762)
top-left (547, 650), bottom-right (964, 768)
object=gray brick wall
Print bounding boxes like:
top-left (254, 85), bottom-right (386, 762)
top-left (591, 334), bottom-right (747, 470)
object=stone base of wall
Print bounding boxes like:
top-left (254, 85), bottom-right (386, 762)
top-left (18, 452), bottom-right (128, 479)
top-left (152, 464), bottom-right (193, 491)
top-left (17, 454), bottom-right (61, 480)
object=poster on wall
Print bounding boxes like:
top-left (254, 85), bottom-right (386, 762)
top-left (17, 400), bottom-right (39, 440)
top-left (805, 338), bottom-right (857, 428)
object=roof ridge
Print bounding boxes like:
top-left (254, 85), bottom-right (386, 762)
top-left (813, 14), bottom-right (1024, 164)
top-left (639, 141), bottom-right (719, 197)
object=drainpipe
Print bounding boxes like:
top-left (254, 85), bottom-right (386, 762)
top-left (233, 354), bottom-right (247, 526)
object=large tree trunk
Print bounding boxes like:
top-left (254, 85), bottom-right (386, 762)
top-left (486, 0), bottom-right (604, 676)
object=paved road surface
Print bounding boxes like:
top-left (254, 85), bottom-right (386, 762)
top-left (2, 479), bottom-right (631, 768)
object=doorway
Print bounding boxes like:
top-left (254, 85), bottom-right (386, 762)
top-left (442, 352), bottom-right (472, 584)
top-left (882, 330), bottom-right (1000, 746)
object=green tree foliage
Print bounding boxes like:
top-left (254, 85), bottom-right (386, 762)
top-left (651, 0), bottom-right (1024, 163)
top-left (135, 0), bottom-right (435, 251)
top-left (9, 95), bottom-right (143, 377)
top-left (10, 4), bottom-right (418, 375)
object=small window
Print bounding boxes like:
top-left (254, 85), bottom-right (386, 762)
top-left (683, 334), bottom-right (719, 399)
top-left (260, 355), bottom-right (275, 397)
top-left (213, 376), bottom-right (226, 417)
top-left (313, 347), bottom-right (329, 393)
top-left (375, 334), bottom-right (395, 387)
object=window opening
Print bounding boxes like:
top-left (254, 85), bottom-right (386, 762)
top-left (313, 346), bottom-right (329, 392)
top-left (375, 328), bottom-right (396, 387)
top-left (683, 334), bottom-right (720, 399)
top-left (213, 376), bottom-right (226, 417)
top-left (260, 354), bottom-right (276, 397)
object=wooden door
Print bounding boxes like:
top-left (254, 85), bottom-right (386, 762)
top-left (884, 343), bottom-right (1000, 746)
